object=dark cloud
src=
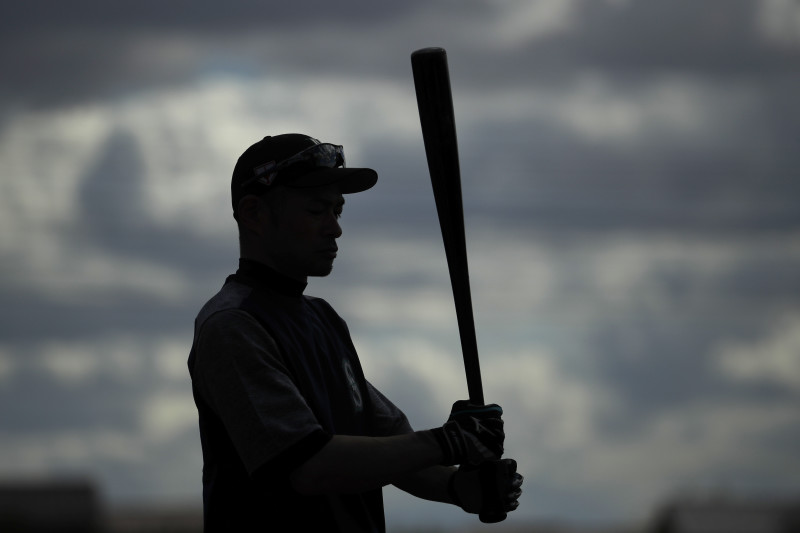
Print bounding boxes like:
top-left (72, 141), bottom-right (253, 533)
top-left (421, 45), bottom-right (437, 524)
top-left (1, 0), bottom-right (426, 108)
top-left (0, 127), bottom-right (233, 344)
top-left (0, 366), bottom-right (141, 432)
top-left (0, 288), bottom-right (195, 342)
top-left (581, 284), bottom-right (800, 439)
top-left (77, 126), bottom-right (234, 269)
top-left (80, 129), bottom-right (148, 239)
top-left (3, 0), bottom-right (417, 34)
top-left (461, 0), bottom-right (800, 89)
top-left (549, 0), bottom-right (768, 73)
top-left (454, 80), bottom-right (800, 236)
top-left (7, 0), bottom-right (799, 109)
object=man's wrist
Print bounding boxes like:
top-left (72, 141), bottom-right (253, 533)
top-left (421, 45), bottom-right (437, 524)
top-left (447, 470), bottom-right (462, 507)
top-left (427, 426), bottom-right (458, 465)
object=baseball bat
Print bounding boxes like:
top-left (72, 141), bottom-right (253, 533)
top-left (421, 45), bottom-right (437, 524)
top-left (411, 47), bottom-right (507, 524)
top-left (411, 47), bottom-right (485, 407)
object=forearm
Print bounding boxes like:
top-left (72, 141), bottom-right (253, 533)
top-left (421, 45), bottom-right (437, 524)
top-left (289, 431), bottom-right (443, 495)
top-left (393, 465), bottom-right (456, 504)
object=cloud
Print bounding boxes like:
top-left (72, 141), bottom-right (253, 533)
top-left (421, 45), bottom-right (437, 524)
top-left (0, 74), bottom-right (421, 339)
top-left (0, 430), bottom-right (143, 475)
top-left (1, 1), bottom-right (432, 108)
top-left (557, 399), bottom-right (800, 522)
top-left (334, 228), bottom-right (800, 524)
top-left (140, 392), bottom-right (198, 443)
top-left (715, 314), bottom-right (800, 390)
top-left (7, 0), bottom-right (796, 111)
top-left (0, 333), bottom-right (201, 502)
top-left (758, 0), bottom-right (800, 47)
top-left (0, 348), bottom-right (14, 382)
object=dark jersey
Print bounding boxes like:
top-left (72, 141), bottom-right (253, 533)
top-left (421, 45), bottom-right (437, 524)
top-left (188, 259), bottom-right (412, 532)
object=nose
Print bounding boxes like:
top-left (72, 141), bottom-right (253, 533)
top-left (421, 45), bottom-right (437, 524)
top-left (325, 212), bottom-right (343, 238)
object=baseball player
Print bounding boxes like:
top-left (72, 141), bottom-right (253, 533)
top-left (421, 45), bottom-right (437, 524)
top-left (188, 133), bottom-right (523, 531)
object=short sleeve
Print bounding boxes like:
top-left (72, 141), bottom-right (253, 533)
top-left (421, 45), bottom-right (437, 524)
top-left (366, 381), bottom-right (414, 436)
top-left (192, 308), bottom-right (329, 475)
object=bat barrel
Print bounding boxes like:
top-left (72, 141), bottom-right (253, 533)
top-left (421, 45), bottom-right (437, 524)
top-left (411, 47), bottom-right (485, 406)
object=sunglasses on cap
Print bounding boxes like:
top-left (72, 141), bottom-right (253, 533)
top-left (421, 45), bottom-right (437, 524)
top-left (240, 143), bottom-right (346, 190)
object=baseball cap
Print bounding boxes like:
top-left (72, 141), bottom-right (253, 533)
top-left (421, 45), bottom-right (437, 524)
top-left (231, 133), bottom-right (378, 216)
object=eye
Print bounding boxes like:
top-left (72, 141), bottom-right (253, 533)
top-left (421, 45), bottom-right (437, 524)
top-left (306, 203), bottom-right (326, 215)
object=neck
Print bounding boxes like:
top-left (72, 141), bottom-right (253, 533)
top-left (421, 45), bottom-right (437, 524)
top-left (240, 251), bottom-right (308, 284)
top-left (236, 258), bottom-right (307, 296)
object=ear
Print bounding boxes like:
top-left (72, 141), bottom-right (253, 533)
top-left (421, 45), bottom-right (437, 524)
top-left (237, 195), bottom-right (265, 235)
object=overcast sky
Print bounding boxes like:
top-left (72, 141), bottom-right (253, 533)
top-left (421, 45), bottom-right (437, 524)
top-left (2, 1), bottom-right (800, 530)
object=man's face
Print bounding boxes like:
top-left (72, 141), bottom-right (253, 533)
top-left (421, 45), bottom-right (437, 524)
top-left (261, 184), bottom-right (345, 281)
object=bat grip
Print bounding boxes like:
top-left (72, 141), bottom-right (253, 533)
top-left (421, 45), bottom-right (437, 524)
top-left (477, 460), bottom-right (510, 523)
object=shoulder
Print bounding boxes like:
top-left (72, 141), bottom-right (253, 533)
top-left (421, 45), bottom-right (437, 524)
top-left (303, 295), bottom-right (354, 332)
top-left (200, 307), bottom-right (261, 335)
top-left (303, 295), bottom-right (343, 320)
top-left (195, 278), bottom-right (254, 327)
top-left (303, 293), bottom-right (331, 308)
top-left (197, 307), bottom-right (278, 350)
top-left (193, 279), bottom-right (278, 356)
top-left (192, 307), bottom-right (284, 378)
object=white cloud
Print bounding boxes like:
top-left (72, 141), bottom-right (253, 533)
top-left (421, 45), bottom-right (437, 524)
top-left (0, 348), bottom-right (15, 382)
top-left (0, 333), bottom-right (199, 502)
top-left (34, 335), bottom-right (192, 386)
top-left (140, 392), bottom-right (197, 443)
top-left (467, 231), bottom-right (560, 315)
top-left (36, 340), bottom-right (126, 385)
top-left (488, 0), bottom-right (578, 48)
top-left (758, 0), bottom-right (800, 47)
top-left (0, 430), bottom-right (148, 475)
top-left (401, 0), bottom-right (579, 53)
top-left (31, 248), bottom-right (192, 302)
top-left (714, 314), bottom-right (800, 390)
top-left (0, 74), bottom-right (422, 300)
top-left (345, 286), bottom-right (456, 327)
top-left (0, 105), bottom-right (111, 250)
top-left (357, 335), bottom-right (465, 406)
top-left (334, 229), bottom-right (787, 335)
top-left (341, 228), bottom-right (800, 521)
top-left (573, 399), bottom-right (800, 518)
top-left (484, 347), bottom-right (616, 451)
top-left (532, 233), bottom-right (792, 321)
top-left (459, 72), bottom-right (760, 150)
top-left (154, 338), bottom-right (194, 382)
top-left (38, 345), bottom-right (100, 385)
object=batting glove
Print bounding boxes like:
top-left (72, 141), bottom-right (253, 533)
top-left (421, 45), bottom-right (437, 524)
top-left (431, 400), bottom-right (504, 466)
top-left (449, 458), bottom-right (523, 518)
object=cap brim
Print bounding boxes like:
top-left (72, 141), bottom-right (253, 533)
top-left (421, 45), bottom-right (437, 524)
top-left (288, 167), bottom-right (378, 194)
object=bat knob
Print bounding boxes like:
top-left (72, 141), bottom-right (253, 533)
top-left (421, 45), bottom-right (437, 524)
top-left (479, 510), bottom-right (507, 523)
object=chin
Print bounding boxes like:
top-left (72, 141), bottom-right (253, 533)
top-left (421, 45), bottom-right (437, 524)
top-left (309, 264), bottom-right (335, 278)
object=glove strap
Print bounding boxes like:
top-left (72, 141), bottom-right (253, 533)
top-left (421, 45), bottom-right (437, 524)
top-left (429, 424), bottom-right (461, 466)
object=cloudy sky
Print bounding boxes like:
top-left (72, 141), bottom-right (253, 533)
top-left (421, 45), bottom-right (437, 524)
top-left (2, 0), bottom-right (799, 530)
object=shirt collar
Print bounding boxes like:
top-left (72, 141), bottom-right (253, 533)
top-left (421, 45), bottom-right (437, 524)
top-left (234, 258), bottom-right (308, 297)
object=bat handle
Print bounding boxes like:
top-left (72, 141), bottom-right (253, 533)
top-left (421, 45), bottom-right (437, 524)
top-left (477, 459), bottom-right (510, 523)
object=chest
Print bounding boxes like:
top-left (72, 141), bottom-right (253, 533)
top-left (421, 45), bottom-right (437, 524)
top-left (249, 296), bottom-right (369, 434)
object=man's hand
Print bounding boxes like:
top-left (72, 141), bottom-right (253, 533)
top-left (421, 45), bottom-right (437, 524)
top-left (449, 459), bottom-right (523, 515)
top-left (431, 400), bottom-right (504, 466)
